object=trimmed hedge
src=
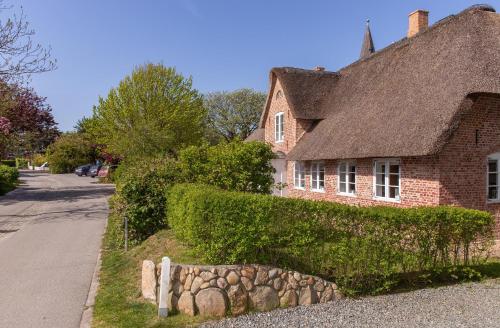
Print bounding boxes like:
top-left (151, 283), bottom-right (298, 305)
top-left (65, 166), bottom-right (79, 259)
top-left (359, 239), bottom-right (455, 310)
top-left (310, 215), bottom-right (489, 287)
top-left (0, 160), bottom-right (15, 167)
top-left (0, 165), bottom-right (19, 195)
top-left (15, 158), bottom-right (28, 169)
top-left (167, 184), bottom-right (495, 294)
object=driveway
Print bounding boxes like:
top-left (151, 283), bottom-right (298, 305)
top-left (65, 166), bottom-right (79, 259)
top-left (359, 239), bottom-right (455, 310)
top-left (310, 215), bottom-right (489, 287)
top-left (0, 171), bottom-right (114, 328)
top-left (204, 279), bottom-right (500, 328)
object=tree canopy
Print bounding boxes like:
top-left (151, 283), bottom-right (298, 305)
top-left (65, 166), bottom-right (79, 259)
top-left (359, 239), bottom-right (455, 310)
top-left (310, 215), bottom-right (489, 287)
top-left (90, 63), bottom-right (206, 159)
top-left (204, 88), bottom-right (266, 143)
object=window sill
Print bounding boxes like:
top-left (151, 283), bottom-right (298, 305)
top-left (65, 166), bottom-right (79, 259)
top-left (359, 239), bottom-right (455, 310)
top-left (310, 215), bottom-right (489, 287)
top-left (275, 140), bottom-right (284, 144)
top-left (487, 199), bottom-right (500, 204)
top-left (372, 196), bottom-right (401, 203)
top-left (294, 187), bottom-right (306, 191)
top-left (311, 188), bottom-right (325, 193)
top-left (337, 192), bottom-right (356, 198)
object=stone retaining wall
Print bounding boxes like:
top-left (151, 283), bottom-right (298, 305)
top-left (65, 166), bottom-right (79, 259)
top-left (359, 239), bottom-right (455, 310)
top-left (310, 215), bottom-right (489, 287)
top-left (142, 261), bottom-right (342, 317)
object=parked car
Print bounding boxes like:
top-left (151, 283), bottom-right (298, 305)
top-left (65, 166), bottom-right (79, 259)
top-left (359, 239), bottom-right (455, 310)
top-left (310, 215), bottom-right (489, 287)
top-left (89, 165), bottom-right (102, 178)
top-left (75, 164), bottom-right (91, 176)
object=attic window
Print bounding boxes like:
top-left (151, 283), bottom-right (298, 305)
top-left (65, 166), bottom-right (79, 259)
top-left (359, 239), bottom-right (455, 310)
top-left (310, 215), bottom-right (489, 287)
top-left (276, 90), bottom-right (283, 99)
top-left (275, 112), bottom-right (284, 142)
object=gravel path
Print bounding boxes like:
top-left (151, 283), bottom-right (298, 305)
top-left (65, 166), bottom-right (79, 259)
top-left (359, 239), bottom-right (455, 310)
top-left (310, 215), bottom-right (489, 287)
top-left (202, 279), bottom-right (500, 328)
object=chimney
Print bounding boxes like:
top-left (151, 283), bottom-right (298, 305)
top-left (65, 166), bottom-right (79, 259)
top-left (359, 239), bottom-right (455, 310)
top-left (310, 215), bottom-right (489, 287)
top-left (314, 66), bottom-right (325, 72)
top-left (407, 9), bottom-right (429, 38)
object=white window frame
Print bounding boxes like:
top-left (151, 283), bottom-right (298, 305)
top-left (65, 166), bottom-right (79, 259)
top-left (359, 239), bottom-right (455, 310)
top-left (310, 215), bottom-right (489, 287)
top-left (373, 159), bottom-right (401, 202)
top-left (310, 161), bottom-right (325, 192)
top-left (294, 161), bottom-right (305, 190)
top-left (487, 153), bottom-right (500, 203)
top-left (337, 161), bottom-right (356, 196)
top-left (275, 112), bottom-right (284, 143)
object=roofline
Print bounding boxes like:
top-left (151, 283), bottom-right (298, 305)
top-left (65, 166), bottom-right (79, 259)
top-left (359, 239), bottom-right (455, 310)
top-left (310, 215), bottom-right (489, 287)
top-left (338, 4), bottom-right (497, 74)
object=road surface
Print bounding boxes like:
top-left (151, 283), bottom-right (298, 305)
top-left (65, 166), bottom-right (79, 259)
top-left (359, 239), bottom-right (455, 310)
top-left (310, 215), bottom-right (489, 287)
top-left (0, 171), bottom-right (114, 328)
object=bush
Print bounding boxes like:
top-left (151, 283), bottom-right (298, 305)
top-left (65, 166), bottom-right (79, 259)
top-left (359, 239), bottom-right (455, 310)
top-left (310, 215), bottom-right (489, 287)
top-left (179, 141), bottom-right (275, 194)
top-left (0, 159), bottom-right (15, 167)
top-left (15, 158), bottom-right (28, 169)
top-left (116, 157), bottom-right (181, 243)
top-left (167, 184), bottom-right (495, 295)
top-left (46, 133), bottom-right (95, 173)
top-left (32, 153), bottom-right (47, 167)
top-left (0, 165), bottom-right (19, 195)
top-left (115, 141), bottom-right (275, 243)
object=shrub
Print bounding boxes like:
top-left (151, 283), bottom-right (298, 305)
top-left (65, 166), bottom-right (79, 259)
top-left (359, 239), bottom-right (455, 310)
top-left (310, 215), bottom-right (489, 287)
top-left (46, 133), bottom-right (95, 173)
top-left (15, 158), bottom-right (28, 169)
top-left (32, 153), bottom-right (47, 167)
top-left (0, 159), bottom-right (15, 167)
top-left (116, 157), bottom-right (181, 243)
top-left (0, 165), bottom-right (19, 195)
top-left (179, 141), bottom-right (275, 194)
top-left (167, 184), bottom-right (495, 295)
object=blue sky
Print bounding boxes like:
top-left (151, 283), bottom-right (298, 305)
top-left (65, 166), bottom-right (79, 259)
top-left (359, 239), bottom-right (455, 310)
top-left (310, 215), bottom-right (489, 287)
top-left (8, 0), bottom-right (493, 131)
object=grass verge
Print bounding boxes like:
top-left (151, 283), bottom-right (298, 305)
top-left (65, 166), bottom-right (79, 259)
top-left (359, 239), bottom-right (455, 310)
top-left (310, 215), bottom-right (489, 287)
top-left (92, 205), bottom-right (209, 328)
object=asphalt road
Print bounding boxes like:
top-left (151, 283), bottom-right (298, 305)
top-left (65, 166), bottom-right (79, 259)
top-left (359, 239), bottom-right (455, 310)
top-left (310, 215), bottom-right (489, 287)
top-left (0, 171), bottom-right (114, 328)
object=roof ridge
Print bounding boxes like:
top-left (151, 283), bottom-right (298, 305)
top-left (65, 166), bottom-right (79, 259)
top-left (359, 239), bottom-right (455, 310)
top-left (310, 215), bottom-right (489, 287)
top-left (337, 4), bottom-right (496, 74)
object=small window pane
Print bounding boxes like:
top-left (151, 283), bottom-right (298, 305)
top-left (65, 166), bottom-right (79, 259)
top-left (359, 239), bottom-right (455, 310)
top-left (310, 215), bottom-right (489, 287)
top-left (389, 164), bottom-right (399, 174)
top-left (389, 186), bottom-right (399, 199)
top-left (389, 174), bottom-right (399, 186)
top-left (489, 160), bottom-right (497, 172)
top-left (339, 172), bottom-right (346, 183)
top-left (376, 185), bottom-right (385, 197)
top-left (340, 182), bottom-right (346, 192)
top-left (488, 187), bottom-right (498, 200)
top-left (349, 172), bottom-right (356, 184)
top-left (339, 163), bottom-right (346, 173)
top-left (376, 173), bottom-right (385, 185)
top-left (348, 183), bottom-right (356, 193)
top-left (376, 163), bottom-right (385, 174)
top-left (488, 173), bottom-right (497, 186)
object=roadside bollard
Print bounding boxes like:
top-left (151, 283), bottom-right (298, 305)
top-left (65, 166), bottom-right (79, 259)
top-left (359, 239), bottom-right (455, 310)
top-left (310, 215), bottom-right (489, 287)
top-left (158, 256), bottom-right (171, 317)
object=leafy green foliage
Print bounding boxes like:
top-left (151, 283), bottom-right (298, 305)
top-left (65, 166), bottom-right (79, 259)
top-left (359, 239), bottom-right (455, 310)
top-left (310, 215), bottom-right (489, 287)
top-left (179, 141), bottom-right (275, 194)
top-left (115, 141), bottom-right (275, 243)
top-left (0, 165), bottom-right (19, 195)
top-left (167, 184), bottom-right (495, 295)
top-left (0, 159), bottom-right (15, 167)
top-left (15, 157), bottom-right (28, 168)
top-left (90, 63), bottom-right (206, 159)
top-left (204, 89), bottom-right (266, 143)
top-left (46, 132), bottom-right (95, 173)
top-left (116, 157), bottom-right (181, 243)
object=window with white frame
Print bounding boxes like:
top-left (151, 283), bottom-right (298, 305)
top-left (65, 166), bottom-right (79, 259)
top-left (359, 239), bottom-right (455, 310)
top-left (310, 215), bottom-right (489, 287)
top-left (311, 161), bottom-right (325, 191)
top-left (294, 161), bottom-right (305, 189)
top-left (275, 112), bottom-right (284, 142)
top-left (487, 153), bottom-right (500, 201)
top-left (374, 159), bottom-right (400, 200)
top-left (338, 162), bottom-right (356, 195)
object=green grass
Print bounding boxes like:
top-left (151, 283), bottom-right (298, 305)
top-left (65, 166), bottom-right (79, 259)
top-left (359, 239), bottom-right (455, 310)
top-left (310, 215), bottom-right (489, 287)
top-left (92, 207), bottom-right (209, 328)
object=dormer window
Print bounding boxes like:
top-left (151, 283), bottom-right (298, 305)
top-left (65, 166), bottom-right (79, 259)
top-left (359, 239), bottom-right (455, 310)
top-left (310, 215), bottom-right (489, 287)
top-left (275, 112), bottom-right (284, 142)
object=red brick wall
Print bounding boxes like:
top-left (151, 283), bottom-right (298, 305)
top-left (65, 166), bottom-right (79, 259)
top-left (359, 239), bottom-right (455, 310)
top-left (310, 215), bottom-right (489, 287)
top-left (438, 94), bottom-right (500, 238)
top-left (287, 156), bottom-right (440, 207)
top-left (264, 79), bottom-right (297, 154)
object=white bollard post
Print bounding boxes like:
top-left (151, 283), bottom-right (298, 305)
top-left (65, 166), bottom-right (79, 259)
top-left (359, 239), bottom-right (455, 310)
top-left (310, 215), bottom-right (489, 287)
top-left (158, 256), bottom-right (171, 317)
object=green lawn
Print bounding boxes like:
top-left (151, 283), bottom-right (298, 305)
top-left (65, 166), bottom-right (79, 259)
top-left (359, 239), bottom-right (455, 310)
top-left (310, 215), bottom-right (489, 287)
top-left (92, 210), bottom-right (211, 328)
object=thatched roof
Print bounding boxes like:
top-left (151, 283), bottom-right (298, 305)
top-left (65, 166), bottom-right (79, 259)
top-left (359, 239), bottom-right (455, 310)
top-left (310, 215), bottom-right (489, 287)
top-left (260, 5), bottom-right (500, 160)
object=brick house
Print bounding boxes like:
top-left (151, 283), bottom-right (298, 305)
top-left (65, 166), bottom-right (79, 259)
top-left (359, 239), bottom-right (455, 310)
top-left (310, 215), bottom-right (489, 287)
top-left (246, 5), bottom-right (500, 245)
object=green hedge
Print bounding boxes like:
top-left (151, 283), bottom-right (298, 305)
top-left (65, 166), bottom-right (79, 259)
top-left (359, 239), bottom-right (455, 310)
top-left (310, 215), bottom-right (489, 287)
top-left (15, 158), bottom-right (28, 169)
top-left (0, 165), bottom-right (19, 195)
top-left (0, 160), bottom-right (15, 167)
top-left (167, 184), bottom-right (495, 294)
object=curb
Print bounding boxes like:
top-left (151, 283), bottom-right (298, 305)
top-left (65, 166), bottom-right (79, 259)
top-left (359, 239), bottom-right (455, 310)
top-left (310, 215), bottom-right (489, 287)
top-left (80, 249), bottom-right (102, 328)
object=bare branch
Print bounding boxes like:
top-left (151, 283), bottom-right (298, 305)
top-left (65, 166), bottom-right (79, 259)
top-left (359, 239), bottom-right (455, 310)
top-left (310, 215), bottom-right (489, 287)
top-left (0, 2), bottom-right (56, 82)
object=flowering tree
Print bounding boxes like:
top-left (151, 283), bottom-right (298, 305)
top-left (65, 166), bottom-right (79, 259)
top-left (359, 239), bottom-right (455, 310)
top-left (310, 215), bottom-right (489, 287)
top-left (0, 83), bottom-right (59, 157)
